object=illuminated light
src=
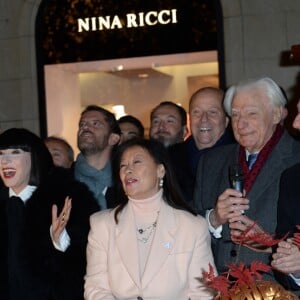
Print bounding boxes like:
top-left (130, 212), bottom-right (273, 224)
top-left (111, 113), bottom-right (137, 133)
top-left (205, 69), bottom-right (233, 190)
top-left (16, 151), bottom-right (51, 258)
top-left (112, 65), bottom-right (124, 72)
top-left (112, 105), bottom-right (126, 119)
top-left (138, 73), bottom-right (149, 78)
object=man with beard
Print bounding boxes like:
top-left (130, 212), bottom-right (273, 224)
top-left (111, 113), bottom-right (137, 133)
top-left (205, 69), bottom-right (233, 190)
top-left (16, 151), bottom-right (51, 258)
top-left (169, 87), bottom-right (235, 206)
top-left (149, 101), bottom-right (188, 147)
top-left (74, 105), bottom-right (121, 209)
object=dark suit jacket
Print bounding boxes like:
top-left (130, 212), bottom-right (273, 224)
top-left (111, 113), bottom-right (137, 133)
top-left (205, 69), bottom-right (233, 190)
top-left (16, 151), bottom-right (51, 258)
top-left (169, 128), bottom-right (235, 207)
top-left (0, 167), bottom-right (99, 300)
top-left (194, 131), bottom-right (300, 280)
top-left (275, 163), bottom-right (300, 292)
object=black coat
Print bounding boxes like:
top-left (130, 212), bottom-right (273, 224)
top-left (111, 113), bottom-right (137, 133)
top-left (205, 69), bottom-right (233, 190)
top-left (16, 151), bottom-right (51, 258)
top-left (169, 128), bottom-right (235, 207)
top-left (0, 167), bottom-right (99, 300)
top-left (275, 163), bottom-right (300, 293)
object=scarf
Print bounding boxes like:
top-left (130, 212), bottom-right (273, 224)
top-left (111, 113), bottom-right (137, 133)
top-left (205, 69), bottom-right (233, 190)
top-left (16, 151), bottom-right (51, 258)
top-left (74, 153), bottom-right (112, 209)
top-left (238, 124), bottom-right (284, 194)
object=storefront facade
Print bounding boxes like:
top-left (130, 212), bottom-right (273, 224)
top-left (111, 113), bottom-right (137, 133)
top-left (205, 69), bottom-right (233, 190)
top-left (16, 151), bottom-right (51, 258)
top-left (0, 0), bottom-right (299, 146)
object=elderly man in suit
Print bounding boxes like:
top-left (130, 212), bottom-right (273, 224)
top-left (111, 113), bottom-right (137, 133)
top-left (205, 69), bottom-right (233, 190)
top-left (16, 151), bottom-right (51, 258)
top-left (271, 99), bottom-right (300, 294)
top-left (194, 77), bottom-right (300, 281)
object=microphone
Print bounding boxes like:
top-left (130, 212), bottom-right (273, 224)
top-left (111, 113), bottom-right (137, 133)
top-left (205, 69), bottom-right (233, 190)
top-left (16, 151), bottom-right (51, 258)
top-left (229, 164), bottom-right (244, 193)
top-left (228, 164), bottom-right (245, 252)
top-left (229, 164), bottom-right (245, 217)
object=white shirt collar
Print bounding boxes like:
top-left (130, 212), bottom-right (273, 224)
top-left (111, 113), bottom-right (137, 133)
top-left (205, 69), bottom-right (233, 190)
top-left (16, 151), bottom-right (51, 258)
top-left (9, 185), bottom-right (37, 203)
top-left (245, 150), bottom-right (259, 160)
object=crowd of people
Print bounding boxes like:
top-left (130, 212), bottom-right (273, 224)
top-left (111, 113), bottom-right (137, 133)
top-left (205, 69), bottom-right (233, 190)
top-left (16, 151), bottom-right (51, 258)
top-left (1, 76), bottom-right (300, 299)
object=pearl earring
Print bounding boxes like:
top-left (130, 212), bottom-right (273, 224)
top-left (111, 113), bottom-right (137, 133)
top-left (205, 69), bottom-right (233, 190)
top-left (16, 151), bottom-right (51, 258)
top-left (159, 178), bottom-right (164, 187)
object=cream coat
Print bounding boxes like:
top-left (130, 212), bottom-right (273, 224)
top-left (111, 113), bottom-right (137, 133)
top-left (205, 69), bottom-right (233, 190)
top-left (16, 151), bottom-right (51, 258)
top-left (84, 200), bottom-right (216, 300)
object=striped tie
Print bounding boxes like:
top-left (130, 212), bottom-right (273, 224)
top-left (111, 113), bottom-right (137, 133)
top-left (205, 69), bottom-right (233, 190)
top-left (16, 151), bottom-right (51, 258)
top-left (247, 153), bottom-right (258, 170)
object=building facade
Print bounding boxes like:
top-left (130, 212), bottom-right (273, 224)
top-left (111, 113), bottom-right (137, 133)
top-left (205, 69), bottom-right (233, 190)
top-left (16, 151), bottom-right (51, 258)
top-left (0, 0), bottom-right (299, 139)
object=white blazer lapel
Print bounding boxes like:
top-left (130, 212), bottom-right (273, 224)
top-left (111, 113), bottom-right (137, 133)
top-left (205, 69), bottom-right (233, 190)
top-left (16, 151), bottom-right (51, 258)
top-left (141, 201), bottom-right (177, 288)
top-left (115, 205), bottom-right (141, 288)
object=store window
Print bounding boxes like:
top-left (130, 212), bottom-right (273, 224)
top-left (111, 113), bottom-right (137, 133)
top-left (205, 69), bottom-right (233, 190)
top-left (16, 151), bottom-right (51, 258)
top-left (36, 0), bottom-right (224, 152)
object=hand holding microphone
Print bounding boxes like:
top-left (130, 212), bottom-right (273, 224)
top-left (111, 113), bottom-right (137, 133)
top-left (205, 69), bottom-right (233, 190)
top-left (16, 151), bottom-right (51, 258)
top-left (228, 164), bottom-right (249, 225)
top-left (210, 165), bottom-right (248, 228)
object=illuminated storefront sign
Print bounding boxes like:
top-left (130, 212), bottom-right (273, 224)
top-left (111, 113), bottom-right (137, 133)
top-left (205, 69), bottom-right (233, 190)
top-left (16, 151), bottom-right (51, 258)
top-left (36, 0), bottom-right (222, 137)
top-left (78, 9), bottom-right (178, 32)
top-left (37, 0), bottom-right (220, 63)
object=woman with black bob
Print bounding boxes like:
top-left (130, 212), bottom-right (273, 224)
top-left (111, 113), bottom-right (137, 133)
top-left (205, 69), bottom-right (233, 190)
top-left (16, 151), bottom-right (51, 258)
top-left (84, 138), bottom-right (216, 299)
top-left (0, 128), bottom-right (99, 300)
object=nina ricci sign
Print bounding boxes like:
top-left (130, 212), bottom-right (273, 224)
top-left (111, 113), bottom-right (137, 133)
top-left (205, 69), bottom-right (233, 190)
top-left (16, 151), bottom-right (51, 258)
top-left (77, 9), bottom-right (178, 32)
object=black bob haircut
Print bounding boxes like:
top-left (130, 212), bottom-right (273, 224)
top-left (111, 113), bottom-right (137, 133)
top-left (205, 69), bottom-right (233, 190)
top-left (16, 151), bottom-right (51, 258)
top-left (0, 128), bottom-right (53, 186)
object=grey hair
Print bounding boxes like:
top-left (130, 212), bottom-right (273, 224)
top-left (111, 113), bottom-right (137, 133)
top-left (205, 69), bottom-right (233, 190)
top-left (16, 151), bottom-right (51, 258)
top-left (223, 77), bottom-right (287, 116)
top-left (44, 136), bottom-right (74, 162)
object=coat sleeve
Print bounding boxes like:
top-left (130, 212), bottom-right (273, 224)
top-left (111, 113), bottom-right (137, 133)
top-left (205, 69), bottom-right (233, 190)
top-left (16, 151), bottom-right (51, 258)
top-left (84, 211), bottom-right (115, 300)
top-left (274, 168), bottom-right (300, 292)
top-left (187, 215), bottom-right (217, 299)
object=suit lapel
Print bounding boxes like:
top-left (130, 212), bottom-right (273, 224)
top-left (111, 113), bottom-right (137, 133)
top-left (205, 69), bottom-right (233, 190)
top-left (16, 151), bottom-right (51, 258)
top-left (115, 205), bottom-right (141, 288)
top-left (247, 133), bottom-right (294, 201)
top-left (141, 201), bottom-right (177, 288)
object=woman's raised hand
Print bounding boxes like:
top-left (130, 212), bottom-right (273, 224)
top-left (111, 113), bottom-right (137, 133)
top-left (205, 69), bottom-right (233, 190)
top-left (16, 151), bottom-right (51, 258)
top-left (51, 196), bottom-right (72, 243)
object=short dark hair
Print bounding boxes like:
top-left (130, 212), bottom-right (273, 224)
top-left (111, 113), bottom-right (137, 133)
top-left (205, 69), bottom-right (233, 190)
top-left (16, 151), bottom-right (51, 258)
top-left (150, 101), bottom-right (187, 126)
top-left (81, 105), bottom-right (121, 135)
top-left (0, 128), bottom-right (53, 186)
top-left (44, 136), bottom-right (74, 162)
top-left (117, 115), bottom-right (144, 138)
top-left (112, 138), bottom-right (195, 223)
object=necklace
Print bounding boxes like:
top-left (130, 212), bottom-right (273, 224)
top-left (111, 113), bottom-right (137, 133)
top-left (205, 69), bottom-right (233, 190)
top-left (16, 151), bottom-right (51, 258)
top-left (137, 221), bottom-right (157, 243)
top-left (137, 211), bottom-right (159, 243)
